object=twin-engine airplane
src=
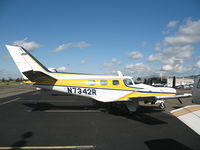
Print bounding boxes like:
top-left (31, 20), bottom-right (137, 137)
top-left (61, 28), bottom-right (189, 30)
top-left (5, 45), bottom-right (191, 113)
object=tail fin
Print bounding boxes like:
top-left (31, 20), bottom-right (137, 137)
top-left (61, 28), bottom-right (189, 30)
top-left (5, 45), bottom-right (56, 82)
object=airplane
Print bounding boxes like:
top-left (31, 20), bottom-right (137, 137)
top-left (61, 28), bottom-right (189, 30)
top-left (170, 75), bottom-right (200, 135)
top-left (5, 45), bottom-right (191, 113)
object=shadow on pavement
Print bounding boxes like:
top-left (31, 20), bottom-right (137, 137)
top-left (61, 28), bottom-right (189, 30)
top-left (145, 138), bottom-right (193, 150)
top-left (106, 105), bottom-right (167, 125)
top-left (11, 132), bottom-right (33, 150)
top-left (23, 102), bottom-right (99, 111)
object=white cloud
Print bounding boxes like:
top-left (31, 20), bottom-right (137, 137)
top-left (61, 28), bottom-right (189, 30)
top-left (73, 41), bottom-right (90, 48)
top-left (128, 51), bottom-right (143, 60)
top-left (57, 66), bottom-right (67, 72)
top-left (13, 38), bottom-right (40, 51)
top-left (196, 60), bottom-right (200, 68)
top-left (195, 57), bottom-right (200, 68)
top-left (164, 19), bottom-right (200, 45)
top-left (162, 45), bottom-right (194, 60)
top-left (148, 19), bottom-right (200, 75)
top-left (162, 64), bottom-right (173, 71)
top-left (116, 61), bottom-right (122, 65)
top-left (111, 58), bottom-right (122, 65)
top-left (54, 43), bottom-right (72, 52)
top-left (125, 63), bottom-right (155, 76)
top-left (81, 59), bottom-right (88, 64)
top-left (167, 20), bottom-right (179, 28)
top-left (148, 45), bottom-right (194, 64)
top-left (111, 58), bottom-right (117, 62)
top-left (103, 58), bottom-right (122, 67)
top-left (148, 53), bottom-right (163, 62)
top-left (53, 41), bottom-right (90, 52)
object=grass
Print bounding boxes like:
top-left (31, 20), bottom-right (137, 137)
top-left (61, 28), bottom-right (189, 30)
top-left (0, 81), bottom-right (22, 85)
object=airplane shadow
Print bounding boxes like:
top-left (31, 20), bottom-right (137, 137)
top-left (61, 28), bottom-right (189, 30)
top-left (144, 138), bottom-right (193, 150)
top-left (23, 102), bottom-right (99, 112)
top-left (23, 102), bottom-right (167, 125)
top-left (107, 106), bottom-right (167, 125)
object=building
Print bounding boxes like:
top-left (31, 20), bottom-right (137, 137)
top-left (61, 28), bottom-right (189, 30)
top-left (167, 77), bottom-right (194, 87)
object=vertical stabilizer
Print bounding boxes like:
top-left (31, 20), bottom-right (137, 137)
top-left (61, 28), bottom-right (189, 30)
top-left (5, 45), bottom-right (49, 80)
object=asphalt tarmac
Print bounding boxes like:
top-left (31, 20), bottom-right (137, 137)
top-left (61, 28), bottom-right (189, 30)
top-left (0, 85), bottom-right (199, 150)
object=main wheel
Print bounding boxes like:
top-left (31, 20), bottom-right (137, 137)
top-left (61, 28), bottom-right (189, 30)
top-left (159, 103), bottom-right (165, 110)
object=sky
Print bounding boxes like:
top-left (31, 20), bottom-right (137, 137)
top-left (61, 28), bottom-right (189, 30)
top-left (0, 0), bottom-right (200, 78)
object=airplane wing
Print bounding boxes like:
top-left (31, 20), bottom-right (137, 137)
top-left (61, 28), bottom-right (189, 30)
top-left (129, 93), bottom-right (192, 102)
top-left (170, 105), bottom-right (200, 135)
top-left (155, 93), bottom-right (192, 99)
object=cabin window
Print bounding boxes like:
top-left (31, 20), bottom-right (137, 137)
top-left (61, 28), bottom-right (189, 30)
top-left (88, 80), bottom-right (95, 86)
top-left (197, 79), bottom-right (200, 88)
top-left (112, 80), bottom-right (119, 85)
top-left (100, 80), bottom-right (108, 85)
top-left (124, 78), bottom-right (133, 86)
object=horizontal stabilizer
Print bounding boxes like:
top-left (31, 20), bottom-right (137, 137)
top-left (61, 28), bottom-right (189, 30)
top-left (23, 70), bottom-right (57, 83)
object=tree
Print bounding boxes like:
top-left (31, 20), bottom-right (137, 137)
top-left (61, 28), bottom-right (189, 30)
top-left (1, 78), bottom-right (5, 82)
top-left (16, 78), bottom-right (20, 82)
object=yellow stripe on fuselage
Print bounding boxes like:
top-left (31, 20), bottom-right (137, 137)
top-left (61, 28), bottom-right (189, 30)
top-left (24, 79), bottom-right (140, 91)
top-left (117, 92), bottom-right (175, 100)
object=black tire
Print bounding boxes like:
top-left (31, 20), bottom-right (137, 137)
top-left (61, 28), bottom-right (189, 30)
top-left (159, 103), bottom-right (165, 110)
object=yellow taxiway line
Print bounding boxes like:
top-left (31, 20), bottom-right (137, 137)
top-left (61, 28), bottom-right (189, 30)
top-left (0, 145), bottom-right (95, 149)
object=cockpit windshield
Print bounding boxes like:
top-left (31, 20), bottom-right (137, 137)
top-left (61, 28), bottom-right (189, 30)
top-left (124, 78), bottom-right (134, 86)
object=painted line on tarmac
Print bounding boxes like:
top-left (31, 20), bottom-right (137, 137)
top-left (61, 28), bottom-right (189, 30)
top-left (44, 110), bottom-right (101, 113)
top-left (0, 98), bottom-right (20, 105)
top-left (0, 145), bottom-right (95, 149)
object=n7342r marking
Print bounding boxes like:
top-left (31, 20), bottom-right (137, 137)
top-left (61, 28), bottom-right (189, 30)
top-left (67, 87), bottom-right (96, 95)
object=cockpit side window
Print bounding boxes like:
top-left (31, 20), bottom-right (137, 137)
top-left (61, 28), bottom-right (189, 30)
top-left (124, 78), bottom-right (133, 86)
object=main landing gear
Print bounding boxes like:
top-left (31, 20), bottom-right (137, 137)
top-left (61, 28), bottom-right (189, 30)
top-left (155, 100), bottom-right (165, 110)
